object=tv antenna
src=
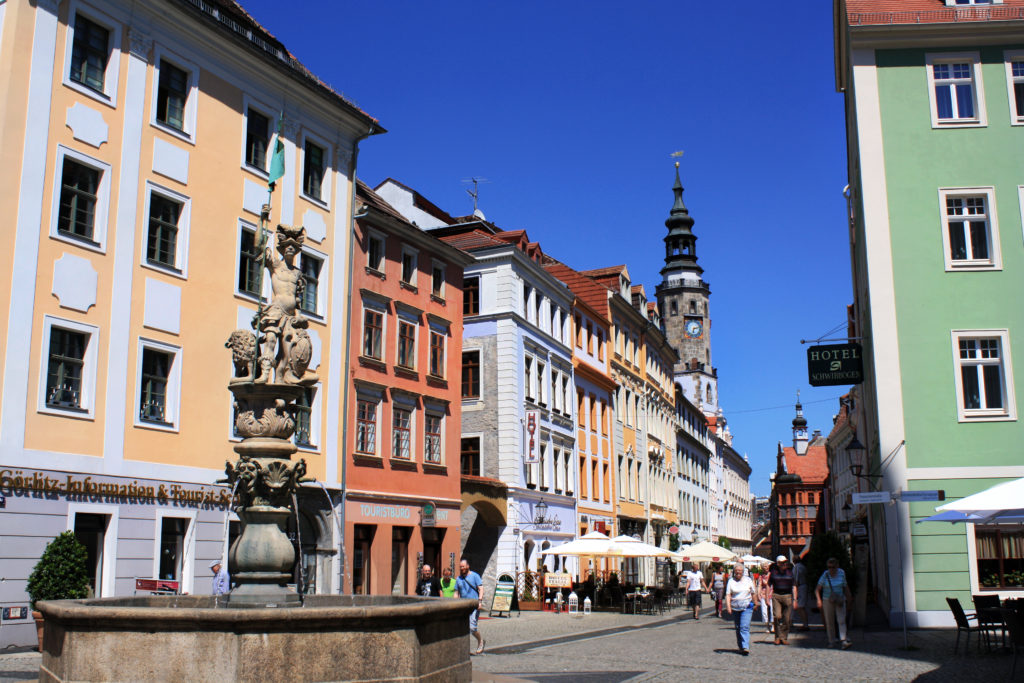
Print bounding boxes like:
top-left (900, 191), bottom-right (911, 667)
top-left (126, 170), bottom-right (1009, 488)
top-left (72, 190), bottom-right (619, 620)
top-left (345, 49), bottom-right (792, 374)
top-left (461, 177), bottom-right (490, 219)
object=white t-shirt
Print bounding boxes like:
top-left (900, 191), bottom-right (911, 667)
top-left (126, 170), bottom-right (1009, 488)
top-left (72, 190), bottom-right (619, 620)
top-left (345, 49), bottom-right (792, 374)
top-left (683, 570), bottom-right (703, 592)
top-left (726, 575), bottom-right (755, 608)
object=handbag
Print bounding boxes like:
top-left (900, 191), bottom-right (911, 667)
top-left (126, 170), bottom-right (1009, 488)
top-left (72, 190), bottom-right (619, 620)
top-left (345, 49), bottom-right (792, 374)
top-left (826, 573), bottom-right (843, 604)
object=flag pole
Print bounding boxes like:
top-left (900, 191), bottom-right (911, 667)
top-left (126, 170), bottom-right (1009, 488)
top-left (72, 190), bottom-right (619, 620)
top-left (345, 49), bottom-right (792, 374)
top-left (252, 113), bottom-right (286, 378)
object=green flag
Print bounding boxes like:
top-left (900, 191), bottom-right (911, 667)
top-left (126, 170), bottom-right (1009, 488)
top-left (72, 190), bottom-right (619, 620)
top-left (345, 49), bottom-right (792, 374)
top-left (267, 114), bottom-right (285, 190)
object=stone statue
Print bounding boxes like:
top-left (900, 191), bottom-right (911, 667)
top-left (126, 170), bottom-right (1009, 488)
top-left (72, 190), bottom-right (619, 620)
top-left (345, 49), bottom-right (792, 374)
top-left (254, 225), bottom-right (317, 386)
top-left (226, 329), bottom-right (258, 382)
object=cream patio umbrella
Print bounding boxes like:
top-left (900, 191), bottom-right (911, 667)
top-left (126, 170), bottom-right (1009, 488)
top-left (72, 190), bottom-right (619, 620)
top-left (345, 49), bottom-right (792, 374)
top-left (670, 540), bottom-right (737, 564)
top-left (607, 535), bottom-right (673, 558)
top-left (541, 531), bottom-right (617, 557)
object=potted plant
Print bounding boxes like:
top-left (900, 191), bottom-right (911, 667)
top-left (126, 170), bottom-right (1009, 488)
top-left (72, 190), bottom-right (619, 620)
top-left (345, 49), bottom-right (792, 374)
top-left (26, 531), bottom-right (90, 651)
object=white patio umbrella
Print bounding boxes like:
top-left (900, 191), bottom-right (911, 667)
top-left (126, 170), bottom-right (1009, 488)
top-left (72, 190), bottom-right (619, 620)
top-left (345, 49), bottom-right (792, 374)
top-left (919, 477), bottom-right (1024, 524)
top-left (741, 554), bottom-right (772, 567)
top-left (541, 531), bottom-right (617, 557)
top-left (670, 540), bottom-right (737, 563)
top-left (607, 535), bottom-right (673, 558)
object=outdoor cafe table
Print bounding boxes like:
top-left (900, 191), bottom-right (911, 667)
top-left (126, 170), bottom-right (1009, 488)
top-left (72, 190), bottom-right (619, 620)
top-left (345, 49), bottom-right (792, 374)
top-left (623, 591), bottom-right (650, 614)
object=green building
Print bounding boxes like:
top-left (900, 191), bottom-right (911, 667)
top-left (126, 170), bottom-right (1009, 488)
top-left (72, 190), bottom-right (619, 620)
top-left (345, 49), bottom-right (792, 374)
top-left (835, 0), bottom-right (1024, 627)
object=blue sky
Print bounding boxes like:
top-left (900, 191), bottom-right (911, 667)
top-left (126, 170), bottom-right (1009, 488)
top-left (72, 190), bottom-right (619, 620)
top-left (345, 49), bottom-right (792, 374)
top-left (242, 1), bottom-right (851, 496)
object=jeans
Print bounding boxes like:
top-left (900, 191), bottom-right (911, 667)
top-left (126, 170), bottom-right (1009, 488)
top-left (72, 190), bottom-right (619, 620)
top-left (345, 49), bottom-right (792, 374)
top-left (733, 602), bottom-right (754, 651)
top-left (821, 598), bottom-right (848, 644)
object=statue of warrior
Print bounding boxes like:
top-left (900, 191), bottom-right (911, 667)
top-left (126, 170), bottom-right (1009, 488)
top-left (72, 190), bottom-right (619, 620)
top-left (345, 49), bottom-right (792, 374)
top-left (254, 225), bottom-right (317, 386)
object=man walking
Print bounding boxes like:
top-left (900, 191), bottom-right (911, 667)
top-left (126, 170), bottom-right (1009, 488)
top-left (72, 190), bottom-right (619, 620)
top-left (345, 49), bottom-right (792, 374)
top-left (439, 566), bottom-right (457, 597)
top-left (768, 555), bottom-right (797, 645)
top-left (210, 560), bottom-right (230, 596)
top-left (682, 562), bottom-right (708, 620)
top-left (457, 558), bottom-right (485, 655)
top-left (414, 564), bottom-right (442, 597)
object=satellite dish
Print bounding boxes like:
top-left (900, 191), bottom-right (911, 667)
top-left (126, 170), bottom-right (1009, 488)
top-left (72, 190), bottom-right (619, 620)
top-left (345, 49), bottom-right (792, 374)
top-left (473, 208), bottom-right (486, 220)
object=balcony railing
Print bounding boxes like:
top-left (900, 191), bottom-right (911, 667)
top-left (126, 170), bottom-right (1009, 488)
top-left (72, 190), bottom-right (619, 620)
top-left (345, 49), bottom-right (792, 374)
top-left (849, 7), bottom-right (1024, 26)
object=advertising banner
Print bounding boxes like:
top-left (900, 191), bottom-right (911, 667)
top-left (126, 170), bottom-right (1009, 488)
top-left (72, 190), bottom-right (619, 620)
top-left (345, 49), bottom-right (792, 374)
top-left (524, 411), bottom-right (539, 464)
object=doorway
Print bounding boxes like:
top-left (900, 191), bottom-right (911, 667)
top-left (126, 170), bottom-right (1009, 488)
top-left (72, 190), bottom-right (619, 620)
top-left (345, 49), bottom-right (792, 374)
top-left (353, 524), bottom-right (375, 595)
top-left (391, 526), bottom-right (412, 594)
top-left (73, 513), bottom-right (109, 597)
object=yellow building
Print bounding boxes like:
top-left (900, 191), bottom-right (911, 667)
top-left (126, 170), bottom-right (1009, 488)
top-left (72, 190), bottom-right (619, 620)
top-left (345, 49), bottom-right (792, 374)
top-left (0, 0), bottom-right (379, 647)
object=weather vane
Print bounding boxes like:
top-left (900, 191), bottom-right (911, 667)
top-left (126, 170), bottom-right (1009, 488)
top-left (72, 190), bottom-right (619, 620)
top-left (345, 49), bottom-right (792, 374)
top-left (671, 150), bottom-right (684, 168)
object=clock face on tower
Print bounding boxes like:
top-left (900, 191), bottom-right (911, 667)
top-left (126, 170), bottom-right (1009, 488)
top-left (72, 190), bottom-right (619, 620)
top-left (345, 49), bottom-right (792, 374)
top-left (685, 319), bottom-right (703, 339)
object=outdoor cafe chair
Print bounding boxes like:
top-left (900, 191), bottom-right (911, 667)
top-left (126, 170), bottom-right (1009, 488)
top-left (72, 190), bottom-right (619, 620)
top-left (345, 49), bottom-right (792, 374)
top-left (973, 594), bottom-right (1005, 650)
top-left (1002, 607), bottom-right (1023, 678)
top-left (947, 597), bottom-right (982, 654)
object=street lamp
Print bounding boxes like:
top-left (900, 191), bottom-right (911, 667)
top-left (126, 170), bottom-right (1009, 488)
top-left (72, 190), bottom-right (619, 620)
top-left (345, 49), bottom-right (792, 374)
top-left (534, 500), bottom-right (549, 525)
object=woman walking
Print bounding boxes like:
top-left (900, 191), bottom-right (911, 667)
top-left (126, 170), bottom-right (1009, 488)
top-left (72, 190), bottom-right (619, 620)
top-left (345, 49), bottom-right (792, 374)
top-left (815, 557), bottom-right (853, 649)
top-left (725, 561), bottom-right (760, 656)
top-left (758, 565), bottom-right (774, 633)
top-left (711, 565), bottom-right (727, 618)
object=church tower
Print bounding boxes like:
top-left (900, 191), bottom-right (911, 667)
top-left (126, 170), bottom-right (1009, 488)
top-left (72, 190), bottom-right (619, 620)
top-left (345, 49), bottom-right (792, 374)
top-left (655, 162), bottom-right (718, 415)
top-left (792, 392), bottom-right (809, 455)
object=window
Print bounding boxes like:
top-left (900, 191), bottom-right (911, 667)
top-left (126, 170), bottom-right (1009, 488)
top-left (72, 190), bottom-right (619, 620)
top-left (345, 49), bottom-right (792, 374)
top-left (397, 320), bottom-right (416, 369)
top-left (524, 356), bottom-right (534, 402)
top-left (70, 14), bottom-right (109, 92)
top-left (575, 315), bottom-right (583, 348)
top-left (536, 361), bottom-right (546, 405)
top-left (245, 107), bottom-right (270, 170)
top-left (975, 526), bottom-right (1024, 590)
top-left (157, 60), bottom-right (189, 131)
top-left (144, 184), bottom-right (190, 274)
top-left (367, 231), bottom-right (384, 272)
top-left (461, 437), bottom-right (480, 476)
top-left (463, 276), bottom-right (479, 315)
top-left (1005, 52), bottom-right (1024, 124)
top-left (953, 331), bottom-right (1016, 421)
top-left (39, 317), bottom-right (98, 418)
top-left (58, 158), bottom-right (100, 242)
top-left (139, 348), bottom-right (171, 424)
top-left (392, 407), bottom-right (412, 459)
top-left (293, 387), bottom-right (315, 447)
top-left (362, 308), bottom-right (383, 360)
top-left (303, 139), bottom-right (325, 201)
top-left (462, 350), bottom-right (480, 398)
top-left (429, 330), bottom-right (445, 378)
top-left (63, 6), bottom-right (121, 105)
top-left (237, 224), bottom-right (262, 297)
top-left (597, 331), bottom-right (604, 360)
top-left (46, 327), bottom-right (87, 410)
top-left (356, 399), bottom-right (377, 454)
top-left (940, 188), bottom-right (1000, 270)
top-left (431, 262), bottom-right (445, 298)
top-left (424, 414), bottom-right (442, 464)
top-left (401, 248), bottom-right (417, 285)
top-left (949, 0), bottom-right (993, 5)
top-left (298, 252), bottom-right (323, 315)
top-left (927, 53), bottom-right (985, 127)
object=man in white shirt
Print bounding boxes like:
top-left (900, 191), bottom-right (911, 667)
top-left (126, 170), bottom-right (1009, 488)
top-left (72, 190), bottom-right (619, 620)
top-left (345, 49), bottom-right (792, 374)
top-left (681, 562), bottom-right (709, 620)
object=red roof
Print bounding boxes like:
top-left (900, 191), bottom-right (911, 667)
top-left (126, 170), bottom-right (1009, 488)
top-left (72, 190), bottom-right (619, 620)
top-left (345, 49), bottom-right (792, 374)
top-left (437, 229), bottom-right (508, 252)
top-left (781, 446), bottom-right (829, 485)
top-left (543, 262), bottom-right (611, 316)
top-left (846, 0), bottom-right (1024, 25)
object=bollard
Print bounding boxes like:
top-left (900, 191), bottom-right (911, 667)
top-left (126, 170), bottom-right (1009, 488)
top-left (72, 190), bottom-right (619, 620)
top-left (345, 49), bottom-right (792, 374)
top-left (568, 592), bottom-right (579, 615)
top-left (583, 596), bottom-right (591, 615)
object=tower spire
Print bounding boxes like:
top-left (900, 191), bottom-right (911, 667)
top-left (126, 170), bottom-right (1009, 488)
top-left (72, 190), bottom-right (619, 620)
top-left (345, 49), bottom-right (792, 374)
top-left (660, 161), bottom-right (701, 279)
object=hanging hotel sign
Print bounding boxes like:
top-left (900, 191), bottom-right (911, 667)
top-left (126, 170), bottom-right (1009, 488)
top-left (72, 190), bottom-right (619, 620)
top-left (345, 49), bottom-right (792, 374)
top-left (524, 411), bottom-right (539, 464)
top-left (807, 343), bottom-right (863, 387)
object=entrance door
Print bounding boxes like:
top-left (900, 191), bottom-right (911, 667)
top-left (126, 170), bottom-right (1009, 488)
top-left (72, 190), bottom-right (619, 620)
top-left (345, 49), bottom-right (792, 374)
top-left (353, 524), bottom-right (374, 595)
top-left (158, 517), bottom-right (188, 582)
top-left (421, 527), bottom-right (445, 573)
top-left (73, 513), bottom-right (109, 597)
top-left (391, 527), bottom-right (411, 594)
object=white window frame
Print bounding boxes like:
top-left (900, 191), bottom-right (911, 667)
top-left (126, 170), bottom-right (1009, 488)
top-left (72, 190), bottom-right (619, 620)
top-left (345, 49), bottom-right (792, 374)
top-left (366, 228), bottom-right (386, 274)
top-left (461, 433), bottom-right (484, 477)
top-left (150, 46), bottom-right (199, 144)
top-left (945, 0), bottom-right (999, 5)
top-left (938, 187), bottom-right (1001, 271)
top-left (66, 503), bottom-right (119, 598)
top-left (62, 1), bottom-right (122, 107)
top-left (396, 312), bottom-right (419, 371)
top-left (462, 348), bottom-right (482, 400)
top-left (151, 509), bottom-right (196, 593)
top-left (133, 337), bottom-right (182, 432)
top-left (293, 383), bottom-right (321, 452)
top-left (297, 244), bottom-right (329, 320)
top-left (1004, 50), bottom-right (1024, 125)
top-left (400, 245), bottom-right (418, 287)
top-left (428, 324), bottom-right (447, 379)
top-left (430, 259), bottom-right (446, 299)
top-left (423, 408), bottom-right (444, 465)
top-left (298, 129), bottom-right (332, 208)
top-left (38, 315), bottom-right (100, 419)
top-left (361, 298), bottom-right (388, 362)
top-left (1019, 186), bottom-right (1024, 245)
top-left (926, 52), bottom-right (986, 128)
top-left (50, 145), bottom-right (112, 253)
top-left (951, 329), bottom-right (1016, 422)
top-left (240, 95), bottom-right (275, 177)
top-left (141, 181), bottom-right (191, 279)
top-left (234, 219), bottom-right (269, 303)
top-left (354, 390), bottom-right (382, 457)
top-left (391, 400), bottom-right (416, 461)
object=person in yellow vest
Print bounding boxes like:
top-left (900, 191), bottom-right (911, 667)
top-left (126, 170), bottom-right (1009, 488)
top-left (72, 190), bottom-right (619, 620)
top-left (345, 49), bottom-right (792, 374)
top-left (440, 566), bottom-right (457, 597)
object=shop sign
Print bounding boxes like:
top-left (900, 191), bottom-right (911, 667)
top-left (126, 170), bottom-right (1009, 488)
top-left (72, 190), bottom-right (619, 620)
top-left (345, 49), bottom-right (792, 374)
top-left (851, 491), bottom-right (891, 504)
top-left (489, 578), bottom-right (515, 615)
top-left (543, 573), bottom-right (572, 588)
top-left (357, 502), bottom-right (450, 523)
top-left (524, 411), bottom-right (539, 464)
top-left (421, 501), bottom-right (436, 527)
top-left (807, 343), bottom-right (863, 387)
top-left (0, 468), bottom-right (231, 507)
top-left (851, 523), bottom-right (867, 537)
top-left (2, 607), bottom-right (28, 620)
top-left (897, 490), bottom-right (945, 502)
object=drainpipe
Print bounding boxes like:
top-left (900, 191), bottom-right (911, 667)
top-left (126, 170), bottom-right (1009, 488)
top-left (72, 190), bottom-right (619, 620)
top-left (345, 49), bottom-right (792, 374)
top-left (337, 122), bottom-right (376, 593)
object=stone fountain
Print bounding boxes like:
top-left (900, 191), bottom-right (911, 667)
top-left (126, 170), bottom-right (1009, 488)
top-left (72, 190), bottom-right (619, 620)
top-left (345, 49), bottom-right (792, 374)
top-left (35, 222), bottom-right (476, 682)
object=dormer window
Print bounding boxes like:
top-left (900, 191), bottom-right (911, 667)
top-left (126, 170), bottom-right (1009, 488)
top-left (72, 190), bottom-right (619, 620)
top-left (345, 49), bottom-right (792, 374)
top-left (946, 0), bottom-right (995, 5)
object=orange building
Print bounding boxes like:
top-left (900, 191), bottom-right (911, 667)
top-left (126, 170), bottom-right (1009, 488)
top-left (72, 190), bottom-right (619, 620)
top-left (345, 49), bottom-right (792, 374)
top-left (771, 399), bottom-right (829, 559)
top-left (344, 183), bottom-right (472, 595)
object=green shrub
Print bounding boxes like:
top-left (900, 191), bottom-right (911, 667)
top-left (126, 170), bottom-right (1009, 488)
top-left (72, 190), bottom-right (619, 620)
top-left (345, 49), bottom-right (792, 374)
top-left (804, 531), bottom-right (855, 593)
top-left (719, 537), bottom-right (732, 550)
top-left (26, 531), bottom-right (90, 609)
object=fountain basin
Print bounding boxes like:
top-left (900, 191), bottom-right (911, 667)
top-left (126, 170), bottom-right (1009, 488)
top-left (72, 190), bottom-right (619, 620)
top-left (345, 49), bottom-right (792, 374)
top-left (37, 595), bottom-right (477, 683)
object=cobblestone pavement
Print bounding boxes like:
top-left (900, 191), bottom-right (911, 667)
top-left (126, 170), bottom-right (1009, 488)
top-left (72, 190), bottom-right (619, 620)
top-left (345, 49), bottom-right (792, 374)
top-left (471, 605), bottom-right (1021, 682)
top-left (2, 605), bottom-right (1018, 682)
